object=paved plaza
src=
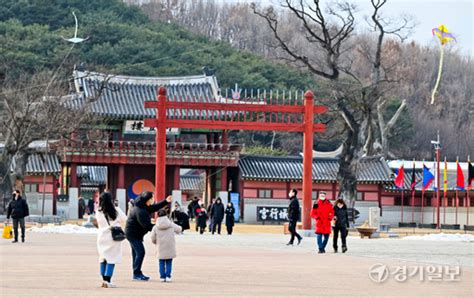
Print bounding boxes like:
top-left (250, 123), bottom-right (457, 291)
top-left (1, 228), bottom-right (473, 297)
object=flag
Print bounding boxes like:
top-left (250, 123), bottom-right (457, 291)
top-left (394, 165), bottom-right (405, 189)
top-left (422, 164), bottom-right (435, 191)
top-left (433, 160), bottom-right (439, 191)
top-left (410, 161), bottom-right (417, 191)
top-left (456, 160), bottom-right (465, 191)
top-left (468, 161), bottom-right (474, 190)
top-left (443, 159), bottom-right (448, 194)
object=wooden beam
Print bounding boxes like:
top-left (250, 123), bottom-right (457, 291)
top-left (144, 119), bottom-right (326, 133)
top-left (145, 101), bottom-right (327, 114)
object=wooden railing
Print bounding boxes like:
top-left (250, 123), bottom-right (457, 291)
top-left (59, 140), bottom-right (241, 157)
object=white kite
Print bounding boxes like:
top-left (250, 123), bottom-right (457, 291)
top-left (61, 11), bottom-right (89, 44)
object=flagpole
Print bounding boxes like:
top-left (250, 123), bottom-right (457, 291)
top-left (421, 160), bottom-right (426, 224)
top-left (421, 159), bottom-right (424, 225)
top-left (401, 179), bottom-right (405, 223)
top-left (432, 160), bottom-right (436, 224)
top-left (421, 188), bottom-right (425, 224)
top-left (443, 157), bottom-right (447, 225)
top-left (411, 159), bottom-right (416, 223)
top-left (432, 192), bottom-right (435, 224)
top-left (436, 135), bottom-right (441, 228)
top-left (467, 155), bottom-right (470, 226)
top-left (455, 157), bottom-right (459, 225)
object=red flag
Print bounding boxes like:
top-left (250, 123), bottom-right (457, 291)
top-left (468, 161), bottom-right (474, 190)
top-left (456, 160), bottom-right (465, 191)
top-left (395, 165), bottom-right (405, 189)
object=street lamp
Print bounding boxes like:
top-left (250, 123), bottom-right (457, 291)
top-left (431, 131), bottom-right (441, 229)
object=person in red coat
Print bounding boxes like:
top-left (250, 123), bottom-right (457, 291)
top-left (311, 192), bottom-right (334, 253)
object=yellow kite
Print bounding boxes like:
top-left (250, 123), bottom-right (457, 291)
top-left (431, 25), bottom-right (456, 104)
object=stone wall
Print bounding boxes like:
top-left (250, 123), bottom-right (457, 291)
top-left (23, 193), bottom-right (54, 216)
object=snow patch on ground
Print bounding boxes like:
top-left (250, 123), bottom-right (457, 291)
top-left (30, 224), bottom-right (97, 234)
top-left (403, 233), bottom-right (474, 242)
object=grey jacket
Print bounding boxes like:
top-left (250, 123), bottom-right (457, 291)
top-left (151, 216), bottom-right (182, 259)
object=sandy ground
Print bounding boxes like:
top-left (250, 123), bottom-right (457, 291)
top-left (0, 228), bottom-right (473, 297)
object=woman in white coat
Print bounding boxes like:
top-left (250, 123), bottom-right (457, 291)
top-left (96, 192), bottom-right (127, 288)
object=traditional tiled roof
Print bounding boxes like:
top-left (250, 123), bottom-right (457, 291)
top-left (238, 155), bottom-right (393, 183)
top-left (77, 166), bottom-right (107, 186)
top-left (180, 174), bottom-right (205, 191)
top-left (23, 154), bottom-right (61, 175)
top-left (70, 70), bottom-right (220, 120)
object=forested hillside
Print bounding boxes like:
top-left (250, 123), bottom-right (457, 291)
top-left (0, 0), bottom-right (315, 90)
top-left (1, 0), bottom-right (471, 158)
top-left (135, 0), bottom-right (474, 159)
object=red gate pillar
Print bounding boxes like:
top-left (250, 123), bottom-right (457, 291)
top-left (118, 164), bottom-right (125, 189)
top-left (155, 87), bottom-right (167, 202)
top-left (302, 91), bottom-right (314, 230)
top-left (173, 166), bottom-right (180, 190)
top-left (70, 163), bottom-right (78, 188)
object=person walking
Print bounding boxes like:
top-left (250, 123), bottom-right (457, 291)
top-left (171, 202), bottom-right (190, 233)
top-left (333, 198), bottom-right (349, 253)
top-left (286, 189), bottom-right (302, 246)
top-left (196, 204), bottom-right (208, 235)
top-left (78, 197), bottom-right (86, 219)
top-left (87, 198), bottom-right (95, 215)
top-left (6, 190), bottom-right (29, 243)
top-left (96, 192), bottom-right (127, 288)
top-left (207, 198), bottom-right (216, 232)
top-left (188, 196), bottom-right (199, 221)
top-left (193, 198), bottom-right (201, 232)
top-left (225, 202), bottom-right (235, 235)
top-left (151, 209), bottom-right (182, 282)
top-left (311, 192), bottom-right (334, 253)
top-left (125, 191), bottom-right (171, 281)
top-left (211, 198), bottom-right (225, 235)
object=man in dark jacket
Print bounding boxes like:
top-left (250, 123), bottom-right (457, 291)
top-left (187, 197), bottom-right (197, 221)
top-left (287, 189), bottom-right (302, 246)
top-left (225, 202), bottom-right (235, 235)
top-left (333, 198), bottom-right (349, 253)
top-left (211, 197), bottom-right (225, 235)
top-left (87, 198), bottom-right (95, 215)
top-left (125, 192), bottom-right (171, 281)
top-left (188, 197), bottom-right (199, 232)
top-left (7, 190), bottom-right (29, 243)
top-left (207, 198), bottom-right (216, 232)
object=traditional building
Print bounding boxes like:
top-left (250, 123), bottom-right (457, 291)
top-left (16, 153), bottom-right (60, 216)
top-left (12, 69), bottom-right (471, 229)
top-left (57, 70), bottom-right (238, 214)
top-left (238, 155), bottom-right (393, 223)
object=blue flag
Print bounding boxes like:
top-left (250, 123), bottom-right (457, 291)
top-left (422, 164), bottom-right (435, 191)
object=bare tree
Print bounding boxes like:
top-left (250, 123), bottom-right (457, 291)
top-left (252, 0), bottom-right (415, 204)
top-left (0, 71), bottom-right (109, 213)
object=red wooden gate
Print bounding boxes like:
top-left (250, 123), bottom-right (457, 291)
top-left (144, 87), bottom-right (327, 229)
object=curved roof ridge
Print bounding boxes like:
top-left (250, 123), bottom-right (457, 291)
top-left (241, 154), bottom-right (340, 161)
top-left (74, 70), bottom-right (216, 87)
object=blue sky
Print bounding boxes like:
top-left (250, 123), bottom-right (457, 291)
top-left (228, 0), bottom-right (473, 56)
